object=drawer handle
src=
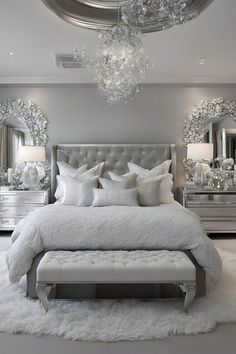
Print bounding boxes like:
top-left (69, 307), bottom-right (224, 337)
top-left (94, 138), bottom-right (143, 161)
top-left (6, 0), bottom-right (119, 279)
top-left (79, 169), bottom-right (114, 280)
top-left (0, 197), bottom-right (9, 202)
top-left (0, 219), bottom-right (10, 224)
top-left (0, 208), bottom-right (9, 213)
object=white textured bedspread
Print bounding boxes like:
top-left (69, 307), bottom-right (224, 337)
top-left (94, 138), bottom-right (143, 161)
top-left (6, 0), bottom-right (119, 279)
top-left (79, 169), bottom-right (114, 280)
top-left (7, 203), bottom-right (222, 283)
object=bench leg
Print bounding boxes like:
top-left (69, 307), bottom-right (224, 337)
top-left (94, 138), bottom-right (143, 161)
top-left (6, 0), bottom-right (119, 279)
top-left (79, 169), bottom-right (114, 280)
top-left (178, 282), bottom-right (196, 312)
top-left (36, 283), bottom-right (52, 313)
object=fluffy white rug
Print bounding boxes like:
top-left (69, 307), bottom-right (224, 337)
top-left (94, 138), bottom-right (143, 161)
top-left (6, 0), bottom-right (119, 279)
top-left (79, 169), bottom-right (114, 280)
top-left (0, 249), bottom-right (236, 342)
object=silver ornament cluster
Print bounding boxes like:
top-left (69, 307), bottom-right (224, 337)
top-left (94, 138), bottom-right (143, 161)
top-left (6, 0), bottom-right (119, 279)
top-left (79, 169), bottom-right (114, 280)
top-left (183, 97), bottom-right (236, 146)
top-left (89, 23), bottom-right (150, 104)
top-left (122, 0), bottom-right (197, 31)
top-left (0, 98), bottom-right (48, 146)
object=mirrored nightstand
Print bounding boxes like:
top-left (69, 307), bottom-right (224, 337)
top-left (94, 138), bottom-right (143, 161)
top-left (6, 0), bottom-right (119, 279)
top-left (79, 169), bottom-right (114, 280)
top-left (179, 187), bottom-right (236, 234)
top-left (0, 188), bottom-right (50, 231)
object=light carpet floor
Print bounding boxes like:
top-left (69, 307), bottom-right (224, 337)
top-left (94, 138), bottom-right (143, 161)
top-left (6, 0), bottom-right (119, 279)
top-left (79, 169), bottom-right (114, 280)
top-left (0, 249), bottom-right (236, 342)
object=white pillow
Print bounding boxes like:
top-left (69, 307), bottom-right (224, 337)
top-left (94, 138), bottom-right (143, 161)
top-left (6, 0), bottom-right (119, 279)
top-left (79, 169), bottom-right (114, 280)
top-left (74, 162), bottom-right (104, 180)
top-left (77, 177), bottom-right (99, 207)
top-left (61, 176), bottom-right (98, 206)
top-left (128, 160), bottom-right (172, 177)
top-left (54, 162), bottom-right (104, 201)
top-left (92, 188), bottom-right (139, 207)
top-left (108, 172), bottom-right (136, 188)
top-left (137, 173), bottom-right (174, 205)
top-left (57, 161), bottom-right (87, 177)
top-left (99, 178), bottom-right (127, 190)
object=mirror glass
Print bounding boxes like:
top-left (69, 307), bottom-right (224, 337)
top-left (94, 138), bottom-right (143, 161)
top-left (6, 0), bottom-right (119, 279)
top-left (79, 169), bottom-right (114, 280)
top-left (0, 117), bottom-right (33, 169)
top-left (203, 117), bottom-right (236, 160)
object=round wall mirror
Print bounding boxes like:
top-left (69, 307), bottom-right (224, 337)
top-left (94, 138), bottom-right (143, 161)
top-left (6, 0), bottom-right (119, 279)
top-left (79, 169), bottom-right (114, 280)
top-left (184, 98), bottom-right (236, 161)
top-left (0, 98), bottom-right (48, 169)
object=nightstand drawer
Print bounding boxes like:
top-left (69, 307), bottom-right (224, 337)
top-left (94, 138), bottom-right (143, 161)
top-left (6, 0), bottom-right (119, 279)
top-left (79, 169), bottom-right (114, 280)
top-left (0, 195), bottom-right (45, 205)
top-left (0, 206), bottom-right (41, 217)
top-left (185, 194), bottom-right (236, 207)
top-left (189, 207), bottom-right (236, 218)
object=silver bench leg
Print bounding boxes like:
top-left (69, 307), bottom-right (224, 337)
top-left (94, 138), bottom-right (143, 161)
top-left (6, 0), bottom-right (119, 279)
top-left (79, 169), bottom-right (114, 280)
top-left (36, 283), bottom-right (53, 312)
top-left (178, 282), bottom-right (196, 312)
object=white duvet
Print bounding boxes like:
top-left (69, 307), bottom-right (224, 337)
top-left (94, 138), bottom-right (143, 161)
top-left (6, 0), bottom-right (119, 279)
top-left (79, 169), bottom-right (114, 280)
top-left (7, 203), bottom-right (222, 284)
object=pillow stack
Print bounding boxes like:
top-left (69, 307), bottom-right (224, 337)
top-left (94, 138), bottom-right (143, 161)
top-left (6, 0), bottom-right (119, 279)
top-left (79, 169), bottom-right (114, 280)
top-left (54, 159), bottom-right (174, 207)
top-left (55, 161), bottom-right (104, 206)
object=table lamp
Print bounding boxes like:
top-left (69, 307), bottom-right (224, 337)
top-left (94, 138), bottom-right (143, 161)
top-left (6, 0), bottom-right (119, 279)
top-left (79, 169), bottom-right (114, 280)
top-left (18, 146), bottom-right (46, 190)
top-left (187, 143), bottom-right (213, 187)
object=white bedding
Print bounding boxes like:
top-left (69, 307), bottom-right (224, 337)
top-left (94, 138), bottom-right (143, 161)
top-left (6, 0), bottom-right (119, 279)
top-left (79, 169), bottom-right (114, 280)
top-left (7, 202), bottom-right (222, 284)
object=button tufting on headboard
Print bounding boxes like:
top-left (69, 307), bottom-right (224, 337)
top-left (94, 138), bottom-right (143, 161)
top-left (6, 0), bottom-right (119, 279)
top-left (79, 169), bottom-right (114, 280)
top-left (51, 144), bottom-right (176, 200)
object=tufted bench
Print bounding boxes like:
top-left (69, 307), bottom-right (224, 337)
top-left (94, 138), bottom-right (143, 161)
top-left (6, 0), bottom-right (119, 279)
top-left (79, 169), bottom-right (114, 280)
top-left (36, 250), bottom-right (196, 312)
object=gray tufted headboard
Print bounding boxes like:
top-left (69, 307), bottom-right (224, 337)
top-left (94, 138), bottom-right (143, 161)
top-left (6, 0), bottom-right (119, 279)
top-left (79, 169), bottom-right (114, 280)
top-left (51, 144), bottom-right (177, 199)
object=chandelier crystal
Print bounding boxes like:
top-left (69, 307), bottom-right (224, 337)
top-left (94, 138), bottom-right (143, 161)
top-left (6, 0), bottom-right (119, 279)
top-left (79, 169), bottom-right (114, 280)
top-left (89, 22), bottom-right (150, 104)
top-left (122, 0), bottom-right (198, 31)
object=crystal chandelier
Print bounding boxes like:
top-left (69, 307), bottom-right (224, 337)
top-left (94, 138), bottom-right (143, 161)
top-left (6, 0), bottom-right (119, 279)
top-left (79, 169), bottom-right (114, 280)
top-left (122, 0), bottom-right (198, 31)
top-left (89, 22), bottom-right (150, 104)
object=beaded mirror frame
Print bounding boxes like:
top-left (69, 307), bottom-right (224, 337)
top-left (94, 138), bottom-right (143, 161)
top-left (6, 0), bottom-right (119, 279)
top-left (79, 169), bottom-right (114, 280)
top-left (0, 98), bottom-right (48, 146)
top-left (183, 97), bottom-right (236, 146)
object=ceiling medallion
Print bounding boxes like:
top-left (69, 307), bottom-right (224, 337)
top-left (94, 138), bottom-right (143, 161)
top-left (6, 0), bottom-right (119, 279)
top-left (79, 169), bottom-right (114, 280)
top-left (42, 0), bottom-right (215, 33)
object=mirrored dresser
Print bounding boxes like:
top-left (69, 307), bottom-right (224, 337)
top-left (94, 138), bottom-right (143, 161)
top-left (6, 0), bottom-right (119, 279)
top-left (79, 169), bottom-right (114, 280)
top-left (0, 188), bottom-right (50, 231)
top-left (179, 187), bottom-right (236, 234)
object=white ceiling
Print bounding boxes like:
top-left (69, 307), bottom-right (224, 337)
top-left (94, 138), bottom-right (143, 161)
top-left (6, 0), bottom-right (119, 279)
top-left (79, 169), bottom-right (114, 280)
top-left (0, 0), bottom-right (236, 84)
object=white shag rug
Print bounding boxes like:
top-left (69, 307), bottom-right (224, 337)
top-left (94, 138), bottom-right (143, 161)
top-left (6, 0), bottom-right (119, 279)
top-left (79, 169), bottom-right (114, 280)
top-left (0, 249), bottom-right (236, 342)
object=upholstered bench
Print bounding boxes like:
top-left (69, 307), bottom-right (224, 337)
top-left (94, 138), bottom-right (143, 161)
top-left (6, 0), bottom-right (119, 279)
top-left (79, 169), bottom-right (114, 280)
top-left (36, 250), bottom-right (196, 312)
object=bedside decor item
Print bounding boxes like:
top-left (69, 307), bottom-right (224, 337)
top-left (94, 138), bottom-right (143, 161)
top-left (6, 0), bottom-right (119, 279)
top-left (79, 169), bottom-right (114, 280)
top-left (18, 146), bottom-right (46, 190)
top-left (187, 143), bottom-right (213, 187)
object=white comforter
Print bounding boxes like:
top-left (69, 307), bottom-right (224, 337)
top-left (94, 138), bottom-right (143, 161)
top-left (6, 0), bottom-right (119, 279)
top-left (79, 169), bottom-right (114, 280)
top-left (7, 203), bottom-right (222, 284)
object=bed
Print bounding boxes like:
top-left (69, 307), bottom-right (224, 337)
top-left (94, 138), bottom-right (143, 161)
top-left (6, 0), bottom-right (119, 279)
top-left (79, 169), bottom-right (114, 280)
top-left (7, 144), bottom-right (222, 299)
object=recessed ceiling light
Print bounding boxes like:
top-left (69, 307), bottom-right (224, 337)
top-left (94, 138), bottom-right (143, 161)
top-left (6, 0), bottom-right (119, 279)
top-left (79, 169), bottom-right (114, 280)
top-left (9, 52), bottom-right (14, 56)
top-left (199, 58), bottom-right (207, 65)
top-left (10, 62), bottom-right (14, 66)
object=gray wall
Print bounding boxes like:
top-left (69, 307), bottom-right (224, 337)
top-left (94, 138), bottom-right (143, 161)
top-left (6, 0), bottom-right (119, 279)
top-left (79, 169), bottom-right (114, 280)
top-left (0, 84), bottom-right (236, 185)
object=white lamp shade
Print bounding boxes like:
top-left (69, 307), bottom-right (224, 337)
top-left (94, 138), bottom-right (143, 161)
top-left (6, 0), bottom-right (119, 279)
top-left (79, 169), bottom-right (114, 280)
top-left (187, 143), bottom-right (213, 161)
top-left (18, 146), bottom-right (46, 162)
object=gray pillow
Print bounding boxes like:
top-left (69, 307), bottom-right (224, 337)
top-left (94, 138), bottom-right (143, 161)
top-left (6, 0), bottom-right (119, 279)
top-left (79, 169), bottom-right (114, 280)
top-left (108, 172), bottom-right (137, 188)
top-left (137, 173), bottom-right (174, 205)
top-left (99, 178), bottom-right (127, 190)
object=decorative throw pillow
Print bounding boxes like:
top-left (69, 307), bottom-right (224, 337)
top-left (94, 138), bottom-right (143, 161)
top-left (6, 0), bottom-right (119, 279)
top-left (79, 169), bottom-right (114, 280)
top-left (128, 160), bottom-right (172, 177)
top-left (77, 177), bottom-right (99, 207)
top-left (99, 178), bottom-right (127, 190)
top-left (137, 173), bottom-right (174, 205)
top-left (92, 188), bottom-right (139, 207)
top-left (55, 162), bottom-right (88, 201)
top-left (61, 176), bottom-right (98, 206)
top-left (74, 162), bottom-right (104, 181)
top-left (55, 162), bottom-right (104, 202)
top-left (57, 161), bottom-right (87, 177)
top-left (108, 171), bottom-right (137, 188)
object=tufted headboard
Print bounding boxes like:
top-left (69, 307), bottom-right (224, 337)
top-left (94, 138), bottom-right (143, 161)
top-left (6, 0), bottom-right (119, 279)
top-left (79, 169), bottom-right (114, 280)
top-left (51, 144), bottom-right (177, 199)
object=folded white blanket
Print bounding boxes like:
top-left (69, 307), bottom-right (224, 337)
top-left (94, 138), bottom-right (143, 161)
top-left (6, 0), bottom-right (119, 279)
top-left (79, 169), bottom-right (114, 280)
top-left (7, 203), bottom-right (222, 284)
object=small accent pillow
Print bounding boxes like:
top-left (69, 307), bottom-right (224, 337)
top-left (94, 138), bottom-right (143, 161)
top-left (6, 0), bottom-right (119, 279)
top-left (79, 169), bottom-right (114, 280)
top-left (61, 176), bottom-right (98, 206)
top-left (57, 161), bottom-right (87, 177)
top-left (128, 160), bottom-right (172, 177)
top-left (108, 171), bottom-right (136, 188)
top-left (137, 173), bottom-right (174, 205)
top-left (99, 178), bottom-right (127, 190)
top-left (92, 188), bottom-right (139, 207)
